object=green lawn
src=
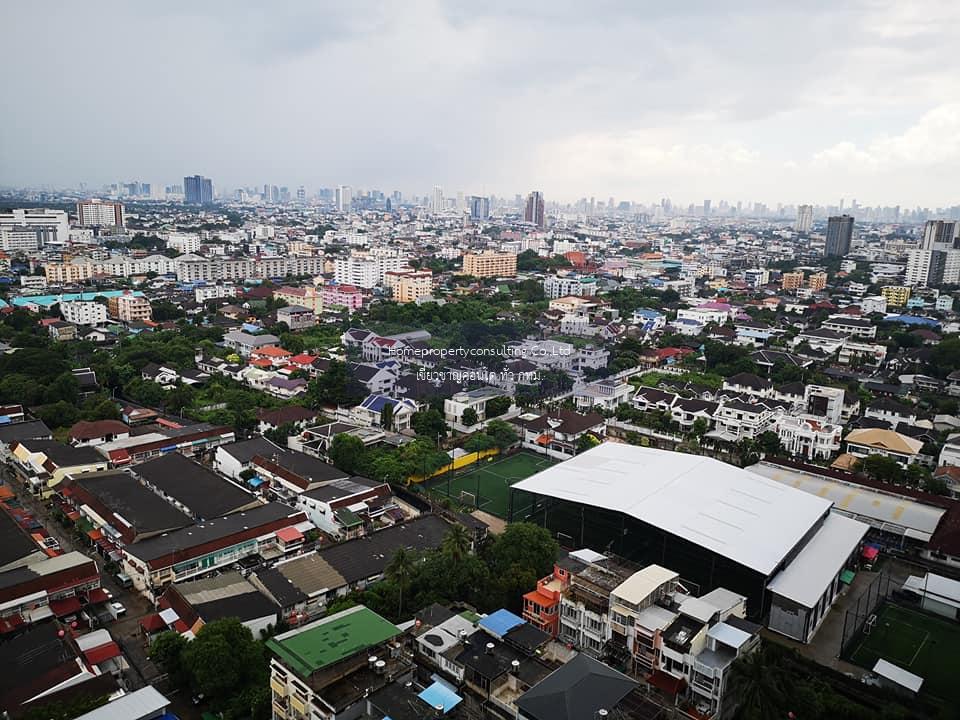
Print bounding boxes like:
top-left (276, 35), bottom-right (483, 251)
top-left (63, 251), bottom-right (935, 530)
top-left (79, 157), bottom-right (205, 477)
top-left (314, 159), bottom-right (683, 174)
top-left (848, 604), bottom-right (960, 702)
top-left (427, 451), bottom-right (555, 519)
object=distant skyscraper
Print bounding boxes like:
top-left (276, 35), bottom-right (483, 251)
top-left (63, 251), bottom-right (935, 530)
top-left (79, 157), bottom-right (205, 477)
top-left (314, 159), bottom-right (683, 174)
top-left (824, 215), bottom-right (854, 257)
top-left (432, 186), bottom-right (444, 212)
top-left (796, 204), bottom-right (813, 233)
top-left (183, 175), bottom-right (213, 204)
top-left (296, 186), bottom-right (306, 202)
top-left (703, 199), bottom-right (711, 217)
top-left (469, 196), bottom-right (490, 221)
top-left (336, 185), bottom-right (353, 213)
top-left (524, 191), bottom-right (545, 228)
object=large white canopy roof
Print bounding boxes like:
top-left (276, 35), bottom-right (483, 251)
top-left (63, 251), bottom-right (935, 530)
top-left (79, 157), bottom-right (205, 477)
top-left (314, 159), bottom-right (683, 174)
top-left (512, 443), bottom-right (832, 575)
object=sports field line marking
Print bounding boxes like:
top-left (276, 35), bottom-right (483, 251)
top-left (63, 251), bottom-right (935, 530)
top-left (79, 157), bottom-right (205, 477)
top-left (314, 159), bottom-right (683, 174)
top-left (908, 631), bottom-right (930, 667)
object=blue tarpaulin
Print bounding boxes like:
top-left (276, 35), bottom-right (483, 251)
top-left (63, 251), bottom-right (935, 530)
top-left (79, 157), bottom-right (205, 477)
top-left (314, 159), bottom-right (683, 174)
top-left (418, 682), bottom-right (462, 714)
top-left (478, 609), bottom-right (525, 638)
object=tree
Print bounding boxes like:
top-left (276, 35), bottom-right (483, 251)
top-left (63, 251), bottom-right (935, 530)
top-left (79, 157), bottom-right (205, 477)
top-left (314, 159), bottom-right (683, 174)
top-left (149, 631), bottom-right (190, 688)
top-left (486, 395), bottom-right (512, 419)
top-left (461, 407), bottom-right (479, 427)
top-left (484, 523), bottom-right (558, 584)
top-left (180, 618), bottom-right (268, 711)
top-left (464, 432), bottom-right (497, 453)
top-left (385, 547), bottom-right (418, 618)
top-left (692, 417), bottom-right (709, 439)
top-left (576, 433), bottom-right (601, 454)
top-left (442, 525), bottom-right (472, 562)
top-left (37, 400), bottom-right (80, 429)
top-left (485, 419), bottom-right (518, 450)
top-left (922, 474), bottom-right (949, 496)
top-left (411, 408), bottom-right (446, 440)
top-left (329, 434), bottom-right (367, 475)
top-left (757, 431), bottom-right (781, 457)
top-left (857, 454), bottom-right (903, 484)
top-left (380, 402), bottom-right (394, 431)
top-left (307, 360), bottom-right (363, 407)
top-left (726, 646), bottom-right (788, 720)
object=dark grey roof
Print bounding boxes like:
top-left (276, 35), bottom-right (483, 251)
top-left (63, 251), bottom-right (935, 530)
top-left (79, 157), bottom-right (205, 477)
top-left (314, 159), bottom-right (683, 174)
top-left (255, 448), bottom-right (348, 484)
top-left (301, 476), bottom-right (381, 503)
top-left (194, 591), bottom-right (279, 624)
top-left (0, 509), bottom-right (43, 569)
top-left (318, 515), bottom-right (449, 585)
top-left (252, 566), bottom-right (310, 608)
top-left (516, 653), bottom-right (638, 720)
top-left (72, 471), bottom-right (193, 536)
top-left (126, 502), bottom-right (298, 563)
top-left (218, 437), bottom-right (282, 464)
top-left (134, 453), bottom-right (256, 520)
top-left (0, 420), bottom-right (52, 444)
top-left (17, 440), bottom-right (102, 467)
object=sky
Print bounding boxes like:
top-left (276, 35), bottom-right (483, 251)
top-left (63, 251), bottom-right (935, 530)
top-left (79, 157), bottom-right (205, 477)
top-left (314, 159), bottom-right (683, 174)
top-left (2, 0), bottom-right (959, 207)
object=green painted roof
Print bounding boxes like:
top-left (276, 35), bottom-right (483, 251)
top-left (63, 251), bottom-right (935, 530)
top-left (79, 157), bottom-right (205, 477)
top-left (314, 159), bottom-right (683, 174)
top-left (334, 507), bottom-right (362, 528)
top-left (266, 606), bottom-right (399, 677)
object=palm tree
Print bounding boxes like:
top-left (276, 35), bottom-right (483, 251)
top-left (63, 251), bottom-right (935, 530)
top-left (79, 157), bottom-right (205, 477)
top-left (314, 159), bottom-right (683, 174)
top-left (385, 547), bottom-right (417, 619)
top-left (725, 647), bottom-right (788, 720)
top-left (442, 525), bottom-right (472, 562)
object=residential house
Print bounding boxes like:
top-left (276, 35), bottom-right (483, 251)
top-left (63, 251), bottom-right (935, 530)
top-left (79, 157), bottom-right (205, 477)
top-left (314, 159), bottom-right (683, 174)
top-left (277, 304), bottom-right (316, 330)
top-left (844, 428), bottom-right (924, 466)
top-left (515, 409), bottom-right (605, 460)
top-left (67, 420), bottom-right (129, 447)
top-left (352, 395), bottom-right (418, 432)
top-left (445, 387), bottom-right (514, 431)
top-left (10, 440), bottom-right (109, 497)
top-left (573, 379), bottom-right (632, 413)
top-left (223, 330), bottom-right (281, 357)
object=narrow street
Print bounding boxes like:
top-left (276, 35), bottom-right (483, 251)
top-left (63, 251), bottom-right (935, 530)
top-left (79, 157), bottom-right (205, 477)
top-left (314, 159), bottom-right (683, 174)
top-left (1, 462), bottom-right (161, 692)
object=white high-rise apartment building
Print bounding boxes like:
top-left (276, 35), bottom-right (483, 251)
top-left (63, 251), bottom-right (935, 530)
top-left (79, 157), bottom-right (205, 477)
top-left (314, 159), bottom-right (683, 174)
top-left (795, 204), bottom-right (813, 233)
top-left (922, 220), bottom-right (960, 250)
top-left (61, 301), bottom-right (108, 326)
top-left (432, 185), bottom-right (444, 212)
top-left (77, 199), bottom-right (125, 228)
top-left (165, 233), bottom-right (201, 254)
top-left (335, 185), bottom-right (353, 213)
top-left (906, 249), bottom-right (953, 287)
top-left (333, 257), bottom-right (380, 289)
top-left (0, 208), bottom-right (71, 249)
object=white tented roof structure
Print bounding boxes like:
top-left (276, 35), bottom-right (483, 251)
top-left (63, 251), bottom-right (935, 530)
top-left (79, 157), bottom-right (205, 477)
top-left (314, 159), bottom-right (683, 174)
top-left (873, 659), bottom-right (924, 694)
top-left (749, 461), bottom-right (945, 542)
top-left (611, 565), bottom-right (678, 605)
top-left (512, 444), bottom-right (832, 575)
top-left (902, 573), bottom-right (960, 610)
top-left (767, 513), bottom-right (869, 607)
top-left (75, 686), bottom-right (170, 720)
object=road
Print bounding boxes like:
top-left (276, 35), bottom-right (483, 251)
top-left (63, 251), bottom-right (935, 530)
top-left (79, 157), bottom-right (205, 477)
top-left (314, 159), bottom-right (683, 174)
top-left (1, 462), bottom-right (161, 692)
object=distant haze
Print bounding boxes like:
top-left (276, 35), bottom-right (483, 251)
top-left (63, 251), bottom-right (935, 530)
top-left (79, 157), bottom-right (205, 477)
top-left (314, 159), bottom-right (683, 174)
top-left (2, 0), bottom-right (959, 206)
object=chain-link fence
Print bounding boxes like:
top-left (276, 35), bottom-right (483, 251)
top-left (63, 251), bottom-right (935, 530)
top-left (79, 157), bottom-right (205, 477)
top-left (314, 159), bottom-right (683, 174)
top-left (839, 572), bottom-right (894, 657)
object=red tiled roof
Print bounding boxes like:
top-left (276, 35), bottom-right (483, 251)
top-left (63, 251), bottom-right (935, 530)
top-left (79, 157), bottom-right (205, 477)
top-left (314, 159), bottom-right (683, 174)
top-left (276, 526), bottom-right (304, 543)
top-left (85, 588), bottom-right (110, 604)
top-left (140, 614), bottom-right (166, 633)
top-left (0, 614), bottom-right (24, 634)
top-left (648, 669), bottom-right (686, 695)
top-left (84, 642), bottom-right (122, 665)
top-left (49, 596), bottom-right (83, 617)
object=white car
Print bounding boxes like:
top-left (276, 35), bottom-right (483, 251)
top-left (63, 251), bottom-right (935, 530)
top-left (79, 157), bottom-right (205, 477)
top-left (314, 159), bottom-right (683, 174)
top-left (108, 602), bottom-right (127, 619)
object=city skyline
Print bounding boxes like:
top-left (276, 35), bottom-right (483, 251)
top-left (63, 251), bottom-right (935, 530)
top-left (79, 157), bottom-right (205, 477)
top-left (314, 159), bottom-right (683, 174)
top-left (1, 1), bottom-right (959, 206)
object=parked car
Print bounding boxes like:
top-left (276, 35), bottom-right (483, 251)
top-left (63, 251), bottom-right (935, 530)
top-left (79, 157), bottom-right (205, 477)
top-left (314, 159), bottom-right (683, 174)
top-left (108, 602), bottom-right (126, 619)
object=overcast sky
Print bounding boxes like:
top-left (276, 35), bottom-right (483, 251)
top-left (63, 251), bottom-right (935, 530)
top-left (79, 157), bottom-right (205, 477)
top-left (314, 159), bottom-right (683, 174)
top-left (2, 0), bottom-right (959, 207)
